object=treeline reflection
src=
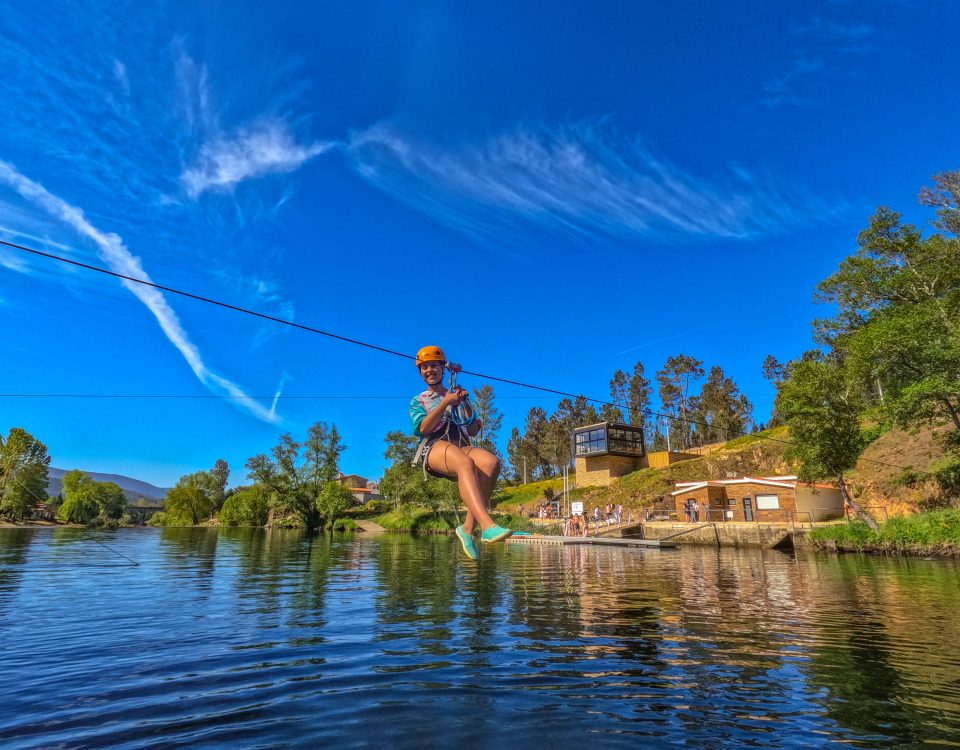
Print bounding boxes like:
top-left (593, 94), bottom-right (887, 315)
top-left (2, 528), bottom-right (958, 745)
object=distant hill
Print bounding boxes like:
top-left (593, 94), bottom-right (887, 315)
top-left (46, 467), bottom-right (169, 504)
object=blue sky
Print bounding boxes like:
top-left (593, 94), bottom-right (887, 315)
top-left (1, 0), bottom-right (957, 488)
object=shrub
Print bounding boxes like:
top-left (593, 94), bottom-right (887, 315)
top-left (363, 499), bottom-right (392, 515)
top-left (332, 517), bottom-right (358, 531)
top-left (877, 509), bottom-right (960, 546)
top-left (218, 486), bottom-right (269, 527)
top-left (809, 521), bottom-right (876, 547)
top-left (374, 506), bottom-right (457, 532)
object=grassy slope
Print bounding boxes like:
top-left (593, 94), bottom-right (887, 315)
top-left (495, 427), bottom-right (795, 513)
top-left (494, 423), bottom-right (954, 516)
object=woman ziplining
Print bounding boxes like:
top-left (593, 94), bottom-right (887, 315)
top-left (410, 345), bottom-right (512, 560)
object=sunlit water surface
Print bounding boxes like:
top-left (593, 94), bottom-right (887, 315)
top-left (1, 528), bottom-right (959, 748)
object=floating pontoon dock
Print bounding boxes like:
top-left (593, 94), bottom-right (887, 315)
top-left (507, 534), bottom-right (677, 549)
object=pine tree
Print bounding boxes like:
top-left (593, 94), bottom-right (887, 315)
top-left (471, 384), bottom-right (503, 454)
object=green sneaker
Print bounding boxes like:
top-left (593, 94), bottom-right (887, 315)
top-left (455, 525), bottom-right (478, 560)
top-left (480, 524), bottom-right (513, 544)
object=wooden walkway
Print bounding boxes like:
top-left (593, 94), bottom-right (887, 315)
top-left (506, 534), bottom-right (677, 549)
top-left (354, 519), bottom-right (387, 533)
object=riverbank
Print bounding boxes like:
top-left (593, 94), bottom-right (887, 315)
top-left (371, 507), bottom-right (538, 534)
top-left (631, 510), bottom-right (960, 558)
top-left (807, 509), bottom-right (960, 557)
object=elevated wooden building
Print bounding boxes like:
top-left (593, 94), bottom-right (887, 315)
top-left (573, 422), bottom-right (698, 487)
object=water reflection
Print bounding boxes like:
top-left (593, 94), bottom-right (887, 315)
top-left (802, 555), bottom-right (960, 746)
top-left (0, 528), bottom-right (34, 611)
top-left (1, 529), bottom-right (959, 748)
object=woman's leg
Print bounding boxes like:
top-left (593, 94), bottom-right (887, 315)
top-left (427, 441), bottom-right (498, 531)
top-left (460, 447), bottom-right (500, 532)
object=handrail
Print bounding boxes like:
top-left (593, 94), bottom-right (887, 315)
top-left (657, 523), bottom-right (715, 541)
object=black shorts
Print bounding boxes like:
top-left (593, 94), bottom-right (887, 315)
top-left (418, 423), bottom-right (471, 480)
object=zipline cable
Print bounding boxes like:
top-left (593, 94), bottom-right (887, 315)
top-left (0, 238), bottom-right (414, 362)
top-left (0, 393), bottom-right (549, 400)
top-left (0, 238), bottom-right (938, 476)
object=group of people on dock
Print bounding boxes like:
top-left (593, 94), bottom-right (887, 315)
top-left (683, 499), bottom-right (702, 523)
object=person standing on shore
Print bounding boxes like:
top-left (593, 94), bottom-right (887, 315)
top-left (410, 345), bottom-right (512, 560)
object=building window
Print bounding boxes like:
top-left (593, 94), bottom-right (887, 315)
top-left (574, 428), bottom-right (607, 455)
top-left (607, 425), bottom-right (644, 455)
top-left (727, 499), bottom-right (737, 506)
top-left (573, 422), bottom-right (644, 456)
top-left (755, 494), bottom-right (780, 510)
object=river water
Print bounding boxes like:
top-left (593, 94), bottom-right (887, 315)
top-left (1, 528), bottom-right (959, 748)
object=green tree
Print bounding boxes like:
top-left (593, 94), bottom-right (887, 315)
top-left (218, 486), bottom-right (269, 527)
top-left (210, 459), bottom-right (230, 510)
top-left (775, 355), bottom-right (879, 530)
top-left (610, 370), bottom-right (629, 418)
top-left (58, 470), bottom-right (127, 525)
top-left (627, 361), bottom-right (652, 429)
top-left (523, 407), bottom-right (554, 478)
top-left (96, 482), bottom-right (126, 524)
top-left (691, 366), bottom-right (753, 443)
top-left (0, 427), bottom-right (50, 522)
top-left (656, 355), bottom-right (704, 450)
top-left (762, 355), bottom-right (787, 427)
top-left (380, 430), bottom-right (451, 511)
top-left (248, 436), bottom-right (306, 527)
top-left (505, 427), bottom-right (525, 483)
top-left (243, 422), bottom-right (346, 528)
top-left (542, 399), bottom-right (577, 475)
top-left (598, 403), bottom-right (624, 423)
top-left (58, 470), bottom-right (100, 524)
top-left (571, 394), bottom-right (600, 426)
top-left (471, 384), bottom-right (503, 454)
top-left (762, 355), bottom-right (786, 385)
top-left (814, 174), bottom-right (960, 438)
top-left (165, 471), bottom-right (218, 525)
top-left (317, 481), bottom-right (354, 530)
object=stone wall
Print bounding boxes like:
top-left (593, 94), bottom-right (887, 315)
top-left (575, 454), bottom-right (641, 487)
top-left (640, 520), bottom-right (809, 549)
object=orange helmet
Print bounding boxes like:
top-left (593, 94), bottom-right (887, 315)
top-left (415, 345), bottom-right (446, 368)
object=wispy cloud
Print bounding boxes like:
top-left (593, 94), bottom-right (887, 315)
top-left (615, 327), bottom-right (707, 356)
top-left (181, 118), bottom-right (335, 198)
top-left (346, 122), bottom-right (848, 242)
top-left (174, 45), bottom-right (333, 198)
top-left (760, 57), bottom-right (826, 108)
top-left (0, 159), bottom-right (280, 424)
top-left (112, 59), bottom-right (130, 95)
top-left (269, 372), bottom-right (291, 421)
top-left (760, 13), bottom-right (874, 108)
top-left (792, 16), bottom-right (873, 42)
top-left (214, 270), bottom-right (296, 350)
top-left (0, 241), bottom-right (29, 274)
top-left (173, 41), bottom-right (215, 135)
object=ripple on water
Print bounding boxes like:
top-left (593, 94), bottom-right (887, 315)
top-left (1, 528), bottom-right (960, 748)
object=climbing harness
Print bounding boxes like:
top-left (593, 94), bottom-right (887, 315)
top-left (446, 365), bottom-right (477, 428)
top-left (411, 363), bottom-right (476, 480)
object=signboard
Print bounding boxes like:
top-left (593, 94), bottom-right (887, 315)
top-left (571, 502), bottom-right (584, 516)
top-left (755, 494), bottom-right (780, 510)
